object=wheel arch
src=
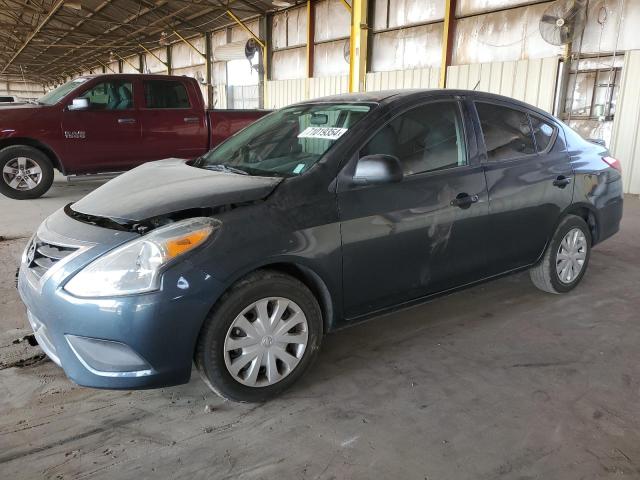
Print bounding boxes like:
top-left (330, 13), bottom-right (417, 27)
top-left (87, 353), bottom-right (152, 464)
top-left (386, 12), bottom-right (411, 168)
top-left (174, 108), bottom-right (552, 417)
top-left (562, 203), bottom-right (599, 245)
top-left (0, 138), bottom-right (63, 173)
top-left (214, 261), bottom-right (338, 336)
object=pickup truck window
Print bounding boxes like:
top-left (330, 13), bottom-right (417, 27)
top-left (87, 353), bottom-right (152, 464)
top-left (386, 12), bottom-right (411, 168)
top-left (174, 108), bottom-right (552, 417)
top-left (37, 77), bottom-right (88, 105)
top-left (144, 80), bottom-right (190, 109)
top-left (195, 103), bottom-right (373, 177)
top-left (78, 81), bottom-right (133, 110)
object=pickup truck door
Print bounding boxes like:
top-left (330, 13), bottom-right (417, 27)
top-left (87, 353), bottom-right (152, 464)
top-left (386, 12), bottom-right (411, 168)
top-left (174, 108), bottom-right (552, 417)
top-left (60, 78), bottom-right (142, 173)
top-left (138, 79), bottom-right (208, 162)
top-left (338, 98), bottom-right (489, 319)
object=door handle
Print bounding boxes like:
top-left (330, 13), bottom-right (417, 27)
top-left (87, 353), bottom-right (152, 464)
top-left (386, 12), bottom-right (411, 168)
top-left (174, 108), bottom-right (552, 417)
top-left (553, 175), bottom-right (571, 188)
top-left (184, 116), bottom-right (200, 123)
top-left (118, 118), bottom-right (136, 124)
top-left (450, 193), bottom-right (479, 209)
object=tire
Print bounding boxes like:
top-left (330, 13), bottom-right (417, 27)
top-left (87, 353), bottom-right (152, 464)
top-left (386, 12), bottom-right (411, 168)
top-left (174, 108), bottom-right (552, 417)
top-left (195, 270), bottom-right (323, 402)
top-left (530, 214), bottom-right (592, 294)
top-left (0, 145), bottom-right (54, 199)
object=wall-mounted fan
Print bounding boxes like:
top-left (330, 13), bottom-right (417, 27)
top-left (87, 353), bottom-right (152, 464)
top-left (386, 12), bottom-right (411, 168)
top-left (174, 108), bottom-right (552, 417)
top-left (343, 39), bottom-right (350, 64)
top-left (539, 0), bottom-right (588, 46)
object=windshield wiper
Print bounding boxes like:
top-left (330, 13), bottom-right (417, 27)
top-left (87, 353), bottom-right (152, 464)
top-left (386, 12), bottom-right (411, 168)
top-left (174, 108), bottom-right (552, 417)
top-left (203, 164), bottom-right (249, 175)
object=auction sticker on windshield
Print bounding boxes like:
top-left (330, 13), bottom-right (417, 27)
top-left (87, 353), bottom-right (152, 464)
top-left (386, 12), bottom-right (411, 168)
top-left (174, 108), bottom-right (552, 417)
top-left (298, 127), bottom-right (348, 140)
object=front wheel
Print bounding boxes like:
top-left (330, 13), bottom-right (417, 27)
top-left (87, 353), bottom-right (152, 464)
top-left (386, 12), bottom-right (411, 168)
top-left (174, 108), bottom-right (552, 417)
top-left (0, 145), bottom-right (54, 199)
top-left (530, 214), bottom-right (592, 294)
top-left (195, 270), bottom-right (323, 402)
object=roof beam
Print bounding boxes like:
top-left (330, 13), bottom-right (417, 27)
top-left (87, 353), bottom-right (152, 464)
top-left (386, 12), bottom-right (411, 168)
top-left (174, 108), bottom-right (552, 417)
top-left (1, 0), bottom-right (66, 74)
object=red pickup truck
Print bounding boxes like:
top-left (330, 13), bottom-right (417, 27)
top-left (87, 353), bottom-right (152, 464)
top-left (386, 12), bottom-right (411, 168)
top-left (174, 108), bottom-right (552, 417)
top-left (0, 74), bottom-right (269, 199)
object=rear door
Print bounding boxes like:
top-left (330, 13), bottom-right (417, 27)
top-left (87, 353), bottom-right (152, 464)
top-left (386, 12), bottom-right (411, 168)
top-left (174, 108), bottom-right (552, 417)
top-left (338, 97), bottom-right (489, 318)
top-left (138, 79), bottom-right (208, 162)
top-left (60, 77), bottom-right (142, 173)
top-left (474, 100), bottom-right (573, 274)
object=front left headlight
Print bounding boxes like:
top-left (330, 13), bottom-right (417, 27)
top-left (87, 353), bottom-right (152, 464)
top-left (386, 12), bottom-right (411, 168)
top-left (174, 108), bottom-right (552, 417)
top-left (64, 217), bottom-right (220, 298)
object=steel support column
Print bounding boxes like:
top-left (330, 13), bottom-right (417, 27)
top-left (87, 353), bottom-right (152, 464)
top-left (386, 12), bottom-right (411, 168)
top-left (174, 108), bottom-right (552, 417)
top-left (348, 0), bottom-right (368, 93)
top-left (439, 0), bottom-right (457, 88)
top-left (306, 0), bottom-right (315, 78)
top-left (205, 32), bottom-right (214, 108)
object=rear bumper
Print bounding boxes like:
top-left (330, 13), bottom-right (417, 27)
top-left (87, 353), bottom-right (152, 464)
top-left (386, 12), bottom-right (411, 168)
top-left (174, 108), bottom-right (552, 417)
top-left (593, 182), bottom-right (624, 245)
top-left (18, 259), bottom-right (224, 390)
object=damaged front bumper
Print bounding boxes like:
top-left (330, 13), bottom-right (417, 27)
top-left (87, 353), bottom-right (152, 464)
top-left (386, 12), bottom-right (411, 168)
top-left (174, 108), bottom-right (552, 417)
top-left (17, 207), bottom-right (224, 389)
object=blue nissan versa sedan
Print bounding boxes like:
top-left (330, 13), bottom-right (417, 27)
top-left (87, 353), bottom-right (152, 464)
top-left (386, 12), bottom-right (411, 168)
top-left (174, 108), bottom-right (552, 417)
top-left (18, 90), bottom-right (623, 402)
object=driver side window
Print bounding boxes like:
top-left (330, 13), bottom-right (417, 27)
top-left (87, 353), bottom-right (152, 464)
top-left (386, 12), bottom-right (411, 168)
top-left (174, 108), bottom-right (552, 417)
top-left (361, 101), bottom-right (468, 176)
top-left (78, 81), bottom-right (133, 110)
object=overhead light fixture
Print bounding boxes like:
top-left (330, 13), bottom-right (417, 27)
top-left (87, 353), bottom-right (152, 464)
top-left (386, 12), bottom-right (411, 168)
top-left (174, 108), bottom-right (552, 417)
top-left (109, 51), bottom-right (117, 62)
top-left (272, 0), bottom-right (293, 7)
top-left (63, 1), bottom-right (82, 10)
top-left (158, 31), bottom-right (170, 46)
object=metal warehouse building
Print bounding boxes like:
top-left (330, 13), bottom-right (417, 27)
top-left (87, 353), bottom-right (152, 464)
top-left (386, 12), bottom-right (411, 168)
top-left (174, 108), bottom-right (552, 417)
top-left (1, 1), bottom-right (640, 479)
top-left (2, 0), bottom-right (640, 193)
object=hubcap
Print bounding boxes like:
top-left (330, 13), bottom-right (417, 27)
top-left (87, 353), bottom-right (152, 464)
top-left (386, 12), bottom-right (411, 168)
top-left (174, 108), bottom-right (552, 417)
top-left (2, 157), bottom-right (43, 191)
top-left (223, 297), bottom-right (309, 387)
top-left (556, 228), bottom-right (587, 284)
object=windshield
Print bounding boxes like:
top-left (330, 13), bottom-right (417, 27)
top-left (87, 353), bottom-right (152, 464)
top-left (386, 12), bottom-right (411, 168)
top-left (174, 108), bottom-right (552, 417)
top-left (195, 102), bottom-right (373, 177)
top-left (37, 78), bottom-right (89, 105)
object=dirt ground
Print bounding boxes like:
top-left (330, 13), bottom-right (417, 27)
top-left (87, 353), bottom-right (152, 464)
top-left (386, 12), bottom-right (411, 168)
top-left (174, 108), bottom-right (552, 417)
top-left (1, 175), bottom-right (639, 479)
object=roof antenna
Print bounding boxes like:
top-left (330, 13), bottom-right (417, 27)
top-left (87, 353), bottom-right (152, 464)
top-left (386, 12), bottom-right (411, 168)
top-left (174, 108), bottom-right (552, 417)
top-left (472, 79), bottom-right (480, 91)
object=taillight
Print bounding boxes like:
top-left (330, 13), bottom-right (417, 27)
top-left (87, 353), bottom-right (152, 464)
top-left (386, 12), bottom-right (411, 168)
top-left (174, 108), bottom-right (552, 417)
top-left (602, 156), bottom-right (622, 172)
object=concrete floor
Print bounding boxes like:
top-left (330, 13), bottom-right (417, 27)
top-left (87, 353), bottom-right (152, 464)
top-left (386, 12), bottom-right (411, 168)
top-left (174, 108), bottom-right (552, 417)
top-left (1, 174), bottom-right (639, 479)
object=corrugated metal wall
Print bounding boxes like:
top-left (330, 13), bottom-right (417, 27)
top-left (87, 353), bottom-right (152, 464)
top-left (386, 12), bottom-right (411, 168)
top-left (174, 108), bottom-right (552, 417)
top-left (365, 67), bottom-right (440, 90)
top-left (446, 57), bottom-right (560, 112)
top-left (264, 58), bottom-right (558, 111)
top-left (610, 50), bottom-right (640, 194)
top-left (265, 75), bottom-right (348, 108)
top-left (0, 80), bottom-right (45, 99)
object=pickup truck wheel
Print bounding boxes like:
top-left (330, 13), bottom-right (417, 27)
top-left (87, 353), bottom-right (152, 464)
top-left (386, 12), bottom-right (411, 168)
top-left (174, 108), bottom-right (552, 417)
top-left (530, 215), bottom-right (592, 294)
top-left (0, 146), bottom-right (54, 199)
top-left (195, 270), bottom-right (323, 402)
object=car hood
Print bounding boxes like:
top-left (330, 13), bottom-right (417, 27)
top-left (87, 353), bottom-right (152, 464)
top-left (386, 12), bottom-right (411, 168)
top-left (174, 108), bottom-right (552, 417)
top-left (71, 159), bottom-right (282, 222)
top-left (0, 103), bottom-right (51, 130)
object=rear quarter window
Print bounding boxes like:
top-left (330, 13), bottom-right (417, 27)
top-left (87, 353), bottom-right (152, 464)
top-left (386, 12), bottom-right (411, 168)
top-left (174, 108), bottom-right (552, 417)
top-left (529, 115), bottom-right (557, 152)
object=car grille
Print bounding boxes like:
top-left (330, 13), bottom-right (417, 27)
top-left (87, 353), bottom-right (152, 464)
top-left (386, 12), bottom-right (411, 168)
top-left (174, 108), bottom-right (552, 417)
top-left (26, 237), bottom-right (79, 279)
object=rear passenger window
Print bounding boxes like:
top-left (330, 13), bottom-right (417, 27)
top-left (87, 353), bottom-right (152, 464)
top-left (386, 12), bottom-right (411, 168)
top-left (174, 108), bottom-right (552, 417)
top-left (476, 102), bottom-right (535, 161)
top-left (362, 101), bottom-right (467, 176)
top-left (529, 116), bottom-right (556, 152)
top-left (144, 80), bottom-right (190, 109)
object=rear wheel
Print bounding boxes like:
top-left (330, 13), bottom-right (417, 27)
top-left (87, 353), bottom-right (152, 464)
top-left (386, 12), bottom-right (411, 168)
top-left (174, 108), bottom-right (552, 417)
top-left (195, 270), bottom-right (323, 402)
top-left (0, 145), bottom-right (54, 199)
top-left (530, 215), bottom-right (592, 294)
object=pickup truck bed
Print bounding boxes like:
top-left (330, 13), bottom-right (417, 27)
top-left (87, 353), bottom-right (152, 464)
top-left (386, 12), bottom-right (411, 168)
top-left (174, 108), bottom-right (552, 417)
top-left (0, 74), bottom-right (269, 199)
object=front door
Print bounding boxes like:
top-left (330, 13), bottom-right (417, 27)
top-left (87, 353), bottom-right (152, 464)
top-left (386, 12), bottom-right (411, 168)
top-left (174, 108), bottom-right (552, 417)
top-left (473, 101), bottom-right (574, 274)
top-left (60, 78), bottom-right (141, 173)
top-left (338, 99), bottom-right (489, 319)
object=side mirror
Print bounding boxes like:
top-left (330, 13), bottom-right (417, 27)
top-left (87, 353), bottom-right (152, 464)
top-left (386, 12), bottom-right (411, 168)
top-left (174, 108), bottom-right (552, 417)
top-left (68, 98), bottom-right (90, 111)
top-left (353, 154), bottom-right (403, 186)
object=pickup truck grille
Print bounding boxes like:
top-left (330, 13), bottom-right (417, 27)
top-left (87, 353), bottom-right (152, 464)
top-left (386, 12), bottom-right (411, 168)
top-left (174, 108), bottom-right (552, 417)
top-left (26, 237), bottom-right (79, 279)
